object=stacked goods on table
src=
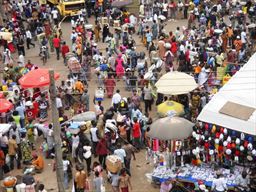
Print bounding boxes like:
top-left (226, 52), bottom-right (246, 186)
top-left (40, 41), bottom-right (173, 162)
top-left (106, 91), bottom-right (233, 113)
top-left (106, 155), bottom-right (122, 173)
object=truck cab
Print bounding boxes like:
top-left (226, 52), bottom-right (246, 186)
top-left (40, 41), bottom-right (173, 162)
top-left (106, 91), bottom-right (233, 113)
top-left (47, 0), bottom-right (85, 17)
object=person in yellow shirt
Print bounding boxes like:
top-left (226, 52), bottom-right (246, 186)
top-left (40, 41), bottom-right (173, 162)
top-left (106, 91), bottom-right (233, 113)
top-left (32, 153), bottom-right (44, 173)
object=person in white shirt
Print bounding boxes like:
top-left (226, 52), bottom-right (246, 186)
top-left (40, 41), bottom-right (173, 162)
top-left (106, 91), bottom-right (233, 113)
top-left (139, 4), bottom-right (145, 16)
top-left (129, 14), bottom-right (137, 27)
top-left (162, 2), bottom-right (169, 18)
top-left (236, 171), bottom-right (250, 191)
top-left (71, 134), bottom-right (79, 159)
top-left (179, 43), bottom-right (185, 54)
top-left (51, 8), bottom-right (59, 25)
top-left (114, 143), bottom-right (126, 164)
top-left (70, 30), bottom-right (78, 44)
top-left (241, 30), bottom-right (247, 46)
top-left (211, 171), bottom-right (228, 192)
top-left (18, 54), bottom-right (25, 67)
top-left (112, 89), bottom-right (121, 112)
top-left (25, 29), bottom-right (35, 49)
top-left (62, 155), bottom-right (70, 189)
top-left (56, 94), bottom-right (63, 116)
top-left (90, 120), bottom-right (99, 154)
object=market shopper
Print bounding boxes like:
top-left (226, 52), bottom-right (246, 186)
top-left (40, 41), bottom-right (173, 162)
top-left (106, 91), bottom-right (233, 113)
top-left (236, 171), bottom-right (250, 192)
top-left (52, 35), bottom-right (61, 60)
top-left (122, 142), bottom-right (136, 173)
top-left (211, 171), bottom-right (228, 192)
top-left (0, 147), bottom-right (5, 180)
top-left (74, 164), bottom-right (88, 192)
top-left (25, 28), bottom-right (35, 49)
top-left (96, 137), bottom-right (108, 169)
top-left (132, 117), bottom-right (141, 150)
top-left (119, 168), bottom-right (132, 192)
top-left (8, 135), bottom-right (20, 170)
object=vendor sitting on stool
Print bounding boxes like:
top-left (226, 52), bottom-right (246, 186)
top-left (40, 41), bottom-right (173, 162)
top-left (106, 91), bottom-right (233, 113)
top-left (32, 153), bottom-right (44, 173)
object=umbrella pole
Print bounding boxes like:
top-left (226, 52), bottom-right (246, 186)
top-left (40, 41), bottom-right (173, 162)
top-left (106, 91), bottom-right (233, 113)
top-left (49, 70), bottom-right (65, 192)
top-left (170, 140), bottom-right (174, 167)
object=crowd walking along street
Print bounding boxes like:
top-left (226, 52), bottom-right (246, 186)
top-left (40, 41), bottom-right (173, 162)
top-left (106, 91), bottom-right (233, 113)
top-left (0, 0), bottom-right (256, 192)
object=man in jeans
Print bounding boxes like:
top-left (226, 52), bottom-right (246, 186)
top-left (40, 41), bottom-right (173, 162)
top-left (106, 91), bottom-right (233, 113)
top-left (52, 35), bottom-right (61, 60)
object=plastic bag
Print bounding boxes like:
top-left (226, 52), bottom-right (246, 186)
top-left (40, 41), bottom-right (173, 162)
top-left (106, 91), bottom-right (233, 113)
top-left (5, 154), bottom-right (10, 165)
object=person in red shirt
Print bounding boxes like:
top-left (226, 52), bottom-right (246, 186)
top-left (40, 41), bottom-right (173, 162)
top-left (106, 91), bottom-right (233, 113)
top-left (61, 41), bottom-right (70, 65)
top-left (52, 35), bottom-right (61, 60)
top-left (96, 137), bottom-right (108, 169)
top-left (132, 117), bottom-right (141, 150)
top-left (170, 39), bottom-right (178, 56)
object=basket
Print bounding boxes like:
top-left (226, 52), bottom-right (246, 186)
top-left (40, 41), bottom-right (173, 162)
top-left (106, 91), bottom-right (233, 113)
top-left (106, 155), bottom-right (122, 173)
top-left (113, 20), bottom-right (120, 29)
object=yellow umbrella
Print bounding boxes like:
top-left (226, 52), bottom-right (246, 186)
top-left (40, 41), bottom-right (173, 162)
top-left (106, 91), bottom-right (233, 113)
top-left (157, 101), bottom-right (184, 117)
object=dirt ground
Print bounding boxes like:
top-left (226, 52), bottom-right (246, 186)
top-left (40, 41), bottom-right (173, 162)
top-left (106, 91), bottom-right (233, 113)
top-left (2, 16), bottom-right (187, 192)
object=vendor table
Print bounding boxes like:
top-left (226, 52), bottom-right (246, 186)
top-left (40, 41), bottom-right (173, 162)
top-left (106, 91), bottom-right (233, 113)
top-left (151, 164), bottom-right (243, 188)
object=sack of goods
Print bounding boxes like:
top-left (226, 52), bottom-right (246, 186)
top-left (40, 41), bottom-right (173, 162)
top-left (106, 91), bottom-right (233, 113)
top-left (95, 88), bottom-right (104, 101)
top-left (106, 155), bottom-right (122, 173)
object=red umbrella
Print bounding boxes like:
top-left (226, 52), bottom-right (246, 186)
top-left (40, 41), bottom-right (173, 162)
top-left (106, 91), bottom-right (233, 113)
top-left (18, 68), bottom-right (60, 89)
top-left (0, 99), bottom-right (13, 113)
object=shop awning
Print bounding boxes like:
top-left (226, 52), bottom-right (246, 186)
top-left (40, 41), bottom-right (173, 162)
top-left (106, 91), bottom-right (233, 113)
top-left (197, 53), bottom-right (256, 135)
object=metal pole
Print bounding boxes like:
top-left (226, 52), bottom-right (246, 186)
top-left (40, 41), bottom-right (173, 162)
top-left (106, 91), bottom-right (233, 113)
top-left (49, 70), bottom-right (65, 192)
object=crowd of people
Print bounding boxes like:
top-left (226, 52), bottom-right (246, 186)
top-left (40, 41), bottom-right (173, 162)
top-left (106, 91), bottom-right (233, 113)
top-left (0, 0), bottom-right (256, 191)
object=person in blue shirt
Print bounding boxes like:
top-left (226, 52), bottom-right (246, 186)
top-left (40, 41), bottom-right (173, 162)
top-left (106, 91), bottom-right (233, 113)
top-left (145, 31), bottom-right (153, 50)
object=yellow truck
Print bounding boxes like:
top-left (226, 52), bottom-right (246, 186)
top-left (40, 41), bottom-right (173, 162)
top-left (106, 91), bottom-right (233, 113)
top-left (47, 0), bottom-right (85, 17)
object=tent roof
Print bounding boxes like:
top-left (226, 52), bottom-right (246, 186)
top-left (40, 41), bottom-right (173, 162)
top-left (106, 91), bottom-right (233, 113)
top-left (197, 53), bottom-right (256, 135)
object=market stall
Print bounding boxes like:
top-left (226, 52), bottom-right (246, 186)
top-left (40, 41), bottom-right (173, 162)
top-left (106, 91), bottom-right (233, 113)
top-left (146, 117), bottom-right (195, 187)
top-left (151, 164), bottom-right (245, 189)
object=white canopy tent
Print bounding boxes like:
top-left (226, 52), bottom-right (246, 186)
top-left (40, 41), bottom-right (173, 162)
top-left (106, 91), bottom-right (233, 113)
top-left (197, 53), bottom-right (256, 135)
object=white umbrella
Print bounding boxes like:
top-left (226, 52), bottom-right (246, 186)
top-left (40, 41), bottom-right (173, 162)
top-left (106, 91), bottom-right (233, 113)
top-left (84, 24), bottom-right (93, 30)
top-left (158, 15), bottom-right (166, 21)
top-left (248, 23), bottom-right (256, 28)
top-left (155, 71), bottom-right (198, 95)
top-left (71, 111), bottom-right (96, 122)
top-left (148, 117), bottom-right (194, 140)
top-left (214, 29), bottom-right (223, 34)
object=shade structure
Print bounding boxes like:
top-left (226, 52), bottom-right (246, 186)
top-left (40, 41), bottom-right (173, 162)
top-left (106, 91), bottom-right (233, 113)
top-left (148, 117), bottom-right (194, 140)
top-left (18, 68), bottom-right (60, 89)
top-left (155, 72), bottom-right (198, 95)
top-left (0, 99), bottom-right (13, 113)
top-left (197, 53), bottom-right (256, 135)
top-left (157, 101), bottom-right (184, 117)
top-left (111, 0), bottom-right (133, 7)
top-left (71, 111), bottom-right (96, 122)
